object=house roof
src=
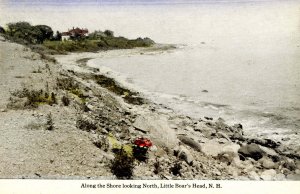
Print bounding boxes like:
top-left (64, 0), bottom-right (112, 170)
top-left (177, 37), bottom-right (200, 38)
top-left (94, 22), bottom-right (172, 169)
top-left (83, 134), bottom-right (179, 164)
top-left (61, 28), bottom-right (89, 36)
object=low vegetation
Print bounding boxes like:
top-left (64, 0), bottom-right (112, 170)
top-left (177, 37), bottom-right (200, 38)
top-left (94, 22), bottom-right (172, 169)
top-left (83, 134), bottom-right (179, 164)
top-left (93, 74), bottom-right (144, 105)
top-left (46, 113), bottom-right (54, 131)
top-left (1, 21), bottom-right (155, 55)
top-left (76, 116), bottom-right (97, 132)
top-left (110, 146), bottom-right (135, 179)
top-left (9, 88), bottom-right (57, 108)
top-left (56, 77), bottom-right (86, 100)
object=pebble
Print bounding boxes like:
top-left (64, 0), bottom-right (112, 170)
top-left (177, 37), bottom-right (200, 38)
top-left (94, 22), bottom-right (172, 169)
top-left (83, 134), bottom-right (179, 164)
top-left (282, 137), bottom-right (291, 141)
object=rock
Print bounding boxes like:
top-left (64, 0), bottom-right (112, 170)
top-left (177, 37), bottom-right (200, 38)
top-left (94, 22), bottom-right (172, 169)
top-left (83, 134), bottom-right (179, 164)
top-left (204, 117), bottom-right (213, 120)
top-left (232, 123), bottom-right (243, 131)
top-left (133, 116), bottom-right (151, 133)
top-left (282, 137), bottom-right (291, 141)
top-left (175, 146), bottom-right (194, 165)
top-left (0, 36), bottom-right (5, 41)
top-left (260, 169), bottom-right (277, 181)
top-left (230, 132), bottom-right (245, 141)
top-left (274, 173), bottom-right (286, 180)
top-left (258, 145), bottom-right (278, 157)
top-left (283, 159), bottom-right (297, 171)
top-left (215, 118), bottom-right (229, 130)
top-left (286, 174), bottom-right (300, 180)
top-left (194, 122), bottom-right (216, 137)
top-left (216, 131), bottom-right (231, 141)
top-left (201, 139), bottom-right (240, 157)
top-left (150, 145), bottom-right (157, 152)
top-left (248, 171), bottom-right (260, 180)
top-left (280, 168), bottom-right (291, 176)
top-left (177, 135), bottom-right (202, 152)
top-left (133, 114), bottom-right (178, 150)
top-left (259, 157), bottom-right (277, 169)
top-left (248, 138), bottom-right (280, 148)
top-left (213, 169), bottom-right (221, 176)
top-left (216, 151), bottom-right (238, 165)
top-left (238, 143), bottom-right (265, 161)
top-left (185, 126), bottom-right (194, 131)
top-left (230, 123), bottom-right (244, 136)
top-left (202, 90), bottom-right (208, 93)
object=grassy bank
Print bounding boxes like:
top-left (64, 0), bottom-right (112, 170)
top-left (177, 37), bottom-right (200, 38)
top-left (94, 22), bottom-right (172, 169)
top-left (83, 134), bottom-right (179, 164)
top-left (1, 21), bottom-right (155, 57)
top-left (43, 37), bottom-right (154, 53)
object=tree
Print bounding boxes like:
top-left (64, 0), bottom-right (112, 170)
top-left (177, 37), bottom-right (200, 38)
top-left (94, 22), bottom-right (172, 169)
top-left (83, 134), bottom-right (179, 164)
top-left (104, 30), bottom-right (114, 37)
top-left (34, 25), bottom-right (53, 42)
top-left (53, 31), bottom-right (62, 41)
top-left (6, 22), bottom-right (54, 44)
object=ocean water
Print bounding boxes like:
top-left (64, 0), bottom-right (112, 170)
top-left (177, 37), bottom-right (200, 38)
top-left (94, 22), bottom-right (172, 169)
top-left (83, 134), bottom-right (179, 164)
top-left (1, 0), bottom-right (300, 144)
top-left (87, 1), bottom-right (300, 143)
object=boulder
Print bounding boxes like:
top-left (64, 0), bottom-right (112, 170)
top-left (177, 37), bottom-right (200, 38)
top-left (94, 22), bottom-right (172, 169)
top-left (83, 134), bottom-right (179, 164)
top-left (216, 131), bottom-right (231, 141)
top-left (259, 157), bottom-right (277, 169)
top-left (287, 174), bottom-right (300, 180)
top-left (133, 114), bottom-right (178, 151)
top-left (201, 139), bottom-right (240, 157)
top-left (248, 138), bottom-right (280, 148)
top-left (174, 146), bottom-right (194, 165)
top-left (194, 122), bottom-right (216, 137)
top-left (238, 143), bottom-right (265, 161)
top-left (282, 159), bottom-right (297, 171)
top-left (177, 135), bottom-right (202, 152)
top-left (248, 171), bottom-right (260, 180)
top-left (260, 169), bottom-right (277, 181)
top-left (216, 151), bottom-right (239, 165)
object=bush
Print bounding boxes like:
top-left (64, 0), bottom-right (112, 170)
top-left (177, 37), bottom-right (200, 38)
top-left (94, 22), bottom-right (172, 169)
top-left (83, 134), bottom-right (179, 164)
top-left (10, 88), bottom-right (57, 108)
top-left (46, 113), bottom-right (54, 131)
top-left (104, 30), bottom-right (114, 37)
top-left (170, 161), bottom-right (182, 176)
top-left (6, 22), bottom-right (54, 44)
top-left (111, 146), bottom-right (135, 179)
top-left (153, 158), bottom-right (162, 174)
top-left (76, 116), bottom-right (97, 132)
top-left (61, 95), bottom-right (70, 106)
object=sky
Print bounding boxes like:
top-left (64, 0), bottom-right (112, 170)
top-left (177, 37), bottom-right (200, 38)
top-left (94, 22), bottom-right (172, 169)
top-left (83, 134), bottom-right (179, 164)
top-left (2, 0), bottom-right (294, 6)
top-left (0, 0), bottom-right (299, 43)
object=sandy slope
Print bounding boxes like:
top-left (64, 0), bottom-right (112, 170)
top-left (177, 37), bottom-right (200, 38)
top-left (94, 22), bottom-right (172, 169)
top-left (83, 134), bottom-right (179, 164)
top-left (0, 40), bottom-right (111, 178)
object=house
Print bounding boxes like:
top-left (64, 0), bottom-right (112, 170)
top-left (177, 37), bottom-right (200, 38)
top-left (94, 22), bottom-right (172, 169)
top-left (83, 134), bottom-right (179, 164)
top-left (61, 32), bottom-right (70, 41)
top-left (61, 27), bottom-right (89, 41)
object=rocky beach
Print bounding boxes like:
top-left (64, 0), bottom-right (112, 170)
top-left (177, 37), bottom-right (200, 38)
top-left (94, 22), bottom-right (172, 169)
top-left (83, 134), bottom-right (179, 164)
top-left (0, 35), bottom-right (299, 180)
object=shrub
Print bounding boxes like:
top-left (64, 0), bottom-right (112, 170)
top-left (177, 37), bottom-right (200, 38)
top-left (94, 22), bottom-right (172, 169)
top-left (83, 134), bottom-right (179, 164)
top-left (46, 113), bottom-right (54, 131)
top-left (76, 116), bottom-right (97, 132)
top-left (153, 158), bottom-right (162, 175)
top-left (111, 146), bottom-right (135, 179)
top-left (104, 30), bottom-right (114, 37)
top-left (170, 161), bottom-right (182, 176)
top-left (61, 95), bottom-right (70, 106)
top-left (6, 22), bottom-right (54, 44)
top-left (10, 88), bottom-right (57, 108)
top-left (56, 77), bottom-right (79, 91)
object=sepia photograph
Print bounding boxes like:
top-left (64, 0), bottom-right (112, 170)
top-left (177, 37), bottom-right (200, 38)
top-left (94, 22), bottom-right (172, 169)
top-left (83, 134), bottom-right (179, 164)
top-left (0, 0), bottom-right (299, 192)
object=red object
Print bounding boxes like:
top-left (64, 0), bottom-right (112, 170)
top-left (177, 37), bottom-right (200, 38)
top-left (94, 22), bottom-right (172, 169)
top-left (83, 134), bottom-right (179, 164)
top-left (134, 137), bottom-right (153, 148)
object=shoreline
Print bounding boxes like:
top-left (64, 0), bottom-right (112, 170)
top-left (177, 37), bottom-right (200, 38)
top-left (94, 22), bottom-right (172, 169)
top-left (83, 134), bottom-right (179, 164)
top-left (0, 38), bottom-right (299, 180)
top-left (75, 45), bottom-right (300, 151)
